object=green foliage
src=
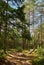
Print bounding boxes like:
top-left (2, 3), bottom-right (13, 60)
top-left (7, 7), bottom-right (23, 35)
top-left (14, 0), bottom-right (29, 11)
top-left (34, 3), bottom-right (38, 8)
top-left (0, 0), bottom-right (43, 52)
top-left (0, 50), bottom-right (6, 59)
top-left (16, 47), bottom-right (23, 52)
top-left (37, 45), bottom-right (43, 56)
top-left (16, 5), bottom-right (25, 22)
top-left (22, 29), bottom-right (32, 40)
top-left (32, 57), bottom-right (44, 65)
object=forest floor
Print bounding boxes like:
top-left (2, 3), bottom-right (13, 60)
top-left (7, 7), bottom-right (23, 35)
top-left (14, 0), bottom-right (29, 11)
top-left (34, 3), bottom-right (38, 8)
top-left (0, 50), bottom-right (38, 65)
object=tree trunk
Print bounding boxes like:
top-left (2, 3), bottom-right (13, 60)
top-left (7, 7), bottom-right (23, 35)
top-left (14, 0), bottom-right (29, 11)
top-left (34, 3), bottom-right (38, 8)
top-left (3, 20), bottom-right (7, 54)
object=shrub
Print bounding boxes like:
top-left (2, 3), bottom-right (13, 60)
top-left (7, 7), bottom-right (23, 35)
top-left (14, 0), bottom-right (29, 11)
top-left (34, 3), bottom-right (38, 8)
top-left (37, 45), bottom-right (43, 56)
top-left (0, 50), bottom-right (6, 59)
top-left (16, 47), bottom-right (23, 52)
top-left (32, 57), bottom-right (44, 65)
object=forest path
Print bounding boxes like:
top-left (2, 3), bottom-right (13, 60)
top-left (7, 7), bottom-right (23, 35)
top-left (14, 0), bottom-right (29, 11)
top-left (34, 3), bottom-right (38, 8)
top-left (0, 51), bottom-right (37, 65)
top-left (6, 51), bottom-right (36, 65)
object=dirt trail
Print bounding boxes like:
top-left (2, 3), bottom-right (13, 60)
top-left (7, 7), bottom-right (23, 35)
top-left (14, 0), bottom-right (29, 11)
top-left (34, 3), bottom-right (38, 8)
top-left (6, 52), bottom-right (32, 65)
top-left (0, 52), bottom-right (33, 65)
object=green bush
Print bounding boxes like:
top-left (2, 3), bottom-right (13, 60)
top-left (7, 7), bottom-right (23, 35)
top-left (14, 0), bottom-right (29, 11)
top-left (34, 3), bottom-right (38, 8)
top-left (32, 57), bottom-right (44, 65)
top-left (37, 45), bottom-right (43, 56)
top-left (16, 47), bottom-right (23, 52)
top-left (0, 51), bottom-right (6, 59)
